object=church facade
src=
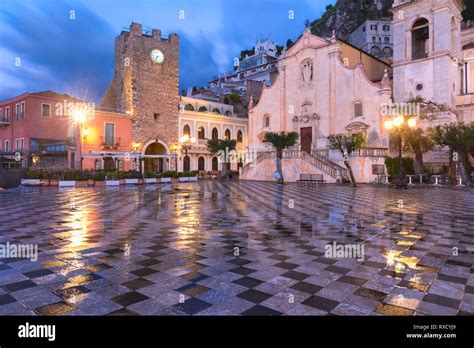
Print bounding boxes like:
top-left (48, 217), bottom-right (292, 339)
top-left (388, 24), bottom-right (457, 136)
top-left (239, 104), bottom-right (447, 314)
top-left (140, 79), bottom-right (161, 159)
top-left (242, 0), bottom-right (474, 183)
top-left (242, 29), bottom-right (393, 183)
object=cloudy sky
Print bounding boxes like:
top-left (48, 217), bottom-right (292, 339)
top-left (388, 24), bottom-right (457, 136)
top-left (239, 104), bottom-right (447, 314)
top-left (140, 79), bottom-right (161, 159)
top-left (0, 0), bottom-right (334, 102)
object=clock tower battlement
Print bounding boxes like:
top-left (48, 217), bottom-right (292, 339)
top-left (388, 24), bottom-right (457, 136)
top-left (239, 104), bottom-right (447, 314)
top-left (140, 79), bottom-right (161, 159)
top-left (101, 22), bottom-right (179, 151)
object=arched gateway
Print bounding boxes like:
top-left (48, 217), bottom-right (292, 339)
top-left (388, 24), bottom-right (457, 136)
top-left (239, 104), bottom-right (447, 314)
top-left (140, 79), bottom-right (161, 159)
top-left (142, 140), bottom-right (170, 173)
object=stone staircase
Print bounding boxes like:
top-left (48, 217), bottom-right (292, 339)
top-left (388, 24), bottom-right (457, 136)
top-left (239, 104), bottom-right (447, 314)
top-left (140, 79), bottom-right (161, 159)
top-left (242, 150), bottom-right (349, 182)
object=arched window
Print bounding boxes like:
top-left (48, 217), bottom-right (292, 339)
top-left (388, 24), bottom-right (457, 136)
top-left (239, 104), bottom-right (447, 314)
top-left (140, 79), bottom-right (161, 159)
top-left (369, 46), bottom-right (380, 56)
top-left (383, 46), bottom-right (393, 57)
top-left (183, 156), bottom-right (190, 172)
top-left (212, 108), bottom-right (220, 114)
top-left (353, 102), bottom-right (363, 117)
top-left (225, 110), bottom-right (232, 116)
top-left (264, 114), bottom-right (270, 128)
top-left (184, 104), bottom-right (194, 111)
top-left (212, 157), bottom-right (218, 171)
top-left (412, 18), bottom-right (429, 60)
top-left (224, 129), bottom-right (231, 140)
top-left (198, 106), bottom-right (208, 112)
top-left (183, 124), bottom-right (191, 136)
top-left (198, 126), bottom-right (205, 139)
top-left (198, 156), bottom-right (205, 171)
top-left (212, 127), bottom-right (218, 140)
top-left (237, 130), bottom-right (243, 142)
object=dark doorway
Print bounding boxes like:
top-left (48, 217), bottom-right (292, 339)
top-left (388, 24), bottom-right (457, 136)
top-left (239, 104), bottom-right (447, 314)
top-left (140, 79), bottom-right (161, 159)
top-left (104, 157), bottom-right (115, 171)
top-left (183, 155), bottom-right (190, 172)
top-left (144, 142), bottom-right (167, 172)
top-left (300, 127), bottom-right (312, 154)
top-left (198, 156), bottom-right (205, 171)
top-left (212, 157), bottom-right (218, 170)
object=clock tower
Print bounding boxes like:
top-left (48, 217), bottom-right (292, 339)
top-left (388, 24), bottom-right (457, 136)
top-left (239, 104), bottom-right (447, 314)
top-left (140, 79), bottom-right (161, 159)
top-left (101, 22), bottom-right (179, 171)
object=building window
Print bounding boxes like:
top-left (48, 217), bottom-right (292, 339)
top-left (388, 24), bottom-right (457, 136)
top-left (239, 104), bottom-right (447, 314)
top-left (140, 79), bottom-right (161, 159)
top-left (362, 26), bottom-right (366, 32)
top-left (154, 113), bottom-right (160, 121)
top-left (95, 159), bottom-right (101, 171)
top-left (384, 36), bottom-right (390, 43)
top-left (237, 130), bottom-right (243, 143)
top-left (198, 156), bottom-right (205, 171)
top-left (198, 106), bottom-right (208, 112)
top-left (5, 107), bottom-right (10, 121)
top-left (41, 104), bottom-right (51, 117)
top-left (183, 155), bottom-right (190, 172)
top-left (412, 18), bottom-right (429, 60)
top-left (212, 127), bottom-right (218, 140)
top-left (184, 104), bottom-right (194, 111)
top-left (212, 108), bottom-right (220, 114)
top-left (370, 24), bottom-right (378, 30)
top-left (372, 36), bottom-right (376, 43)
top-left (105, 123), bottom-right (115, 145)
top-left (354, 102), bottom-right (363, 117)
top-left (198, 126), bottom-right (205, 139)
top-left (15, 138), bottom-right (23, 151)
top-left (224, 129), bottom-right (231, 140)
top-left (15, 104), bottom-right (20, 120)
top-left (20, 102), bottom-right (25, 119)
top-left (264, 115), bottom-right (270, 128)
top-left (5, 140), bottom-right (10, 151)
top-left (383, 25), bottom-right (390, 31)
top-left (183, 124), bottom-right (191, 136)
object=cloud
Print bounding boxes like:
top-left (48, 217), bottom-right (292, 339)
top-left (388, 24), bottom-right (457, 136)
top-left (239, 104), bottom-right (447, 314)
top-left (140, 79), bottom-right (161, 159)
top-left (0, 0), bottom-right (115, 102)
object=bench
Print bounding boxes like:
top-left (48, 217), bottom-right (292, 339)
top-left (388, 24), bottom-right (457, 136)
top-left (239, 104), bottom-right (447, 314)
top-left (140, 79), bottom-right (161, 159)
top-left (297, 174), bottom-right (326, 187)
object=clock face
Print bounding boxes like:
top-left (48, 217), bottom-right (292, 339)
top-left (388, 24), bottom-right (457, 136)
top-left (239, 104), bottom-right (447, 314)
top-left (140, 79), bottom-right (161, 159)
top-left (150, 49), bottom-right (164, 64)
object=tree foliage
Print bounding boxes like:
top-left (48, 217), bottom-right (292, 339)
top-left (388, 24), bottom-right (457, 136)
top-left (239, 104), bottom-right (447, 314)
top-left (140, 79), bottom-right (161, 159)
top-left (327, 133), bottom-right (366, 187)
top-left (262, 131), bottom-right (299, 184)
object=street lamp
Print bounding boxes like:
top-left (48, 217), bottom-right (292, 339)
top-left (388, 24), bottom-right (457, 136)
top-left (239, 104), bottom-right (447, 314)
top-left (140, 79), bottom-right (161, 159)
top-left (384, 115), bottom-right (416, 189)
top-left (170, 144), bottom-right (181, 172)
top-left (72, 110), bottom-right (87, 170)
top-left (179, 134), bottom-right (195, 172)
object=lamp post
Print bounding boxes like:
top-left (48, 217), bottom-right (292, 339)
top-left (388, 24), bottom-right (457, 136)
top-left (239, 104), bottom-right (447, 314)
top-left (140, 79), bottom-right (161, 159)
top-left (179, 134), bottom-right (196, 172)
top-left (170, 144), bottom-right (181, 172)
top-left (72, 110), bottom-right (86, 170)
top-left (384, 115), bottom-right (416, 189)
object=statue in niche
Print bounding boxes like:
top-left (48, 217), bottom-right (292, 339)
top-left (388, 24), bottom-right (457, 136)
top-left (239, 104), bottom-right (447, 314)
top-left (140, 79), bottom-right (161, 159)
top-left (302, 60), bottom-right (313, 82)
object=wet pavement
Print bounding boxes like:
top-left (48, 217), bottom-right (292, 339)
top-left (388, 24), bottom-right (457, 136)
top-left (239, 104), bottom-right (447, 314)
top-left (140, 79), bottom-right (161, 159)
top-left (0, 181), bottom-right (473, 315)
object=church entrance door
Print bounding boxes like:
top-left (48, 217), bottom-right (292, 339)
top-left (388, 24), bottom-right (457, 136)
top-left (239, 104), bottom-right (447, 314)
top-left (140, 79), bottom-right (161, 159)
top-left (300, 127), bottom-right (312, 154)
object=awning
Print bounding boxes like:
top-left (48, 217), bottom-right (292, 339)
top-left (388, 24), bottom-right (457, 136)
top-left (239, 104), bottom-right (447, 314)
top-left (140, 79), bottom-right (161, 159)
top-left (81, 152), bottom-right (177, 159)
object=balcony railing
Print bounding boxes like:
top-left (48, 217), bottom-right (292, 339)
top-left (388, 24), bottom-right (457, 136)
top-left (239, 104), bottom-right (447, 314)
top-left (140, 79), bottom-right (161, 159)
top-left (100, 136), bottom-right (121, 148)
top-left (0, 117), bottom-right (11, 125)
top-left (351, 147), bottom-right (388, 157)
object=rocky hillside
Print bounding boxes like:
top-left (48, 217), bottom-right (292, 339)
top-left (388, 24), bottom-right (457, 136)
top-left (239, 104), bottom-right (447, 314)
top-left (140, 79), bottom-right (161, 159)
top-left (310, 0), bottom-right (473, 40)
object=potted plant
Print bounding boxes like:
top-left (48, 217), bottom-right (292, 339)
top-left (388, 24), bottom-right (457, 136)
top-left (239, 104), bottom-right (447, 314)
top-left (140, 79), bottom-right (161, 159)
top-left (75, 171), bottom-right (88, 188)
top-left (123, 171), bottom-right (140, 185)
top-left (94, 171), bottom-right (106, 187)
top-left (59, 169), bottom-right (76, 187)
top-left (118, 171), bottom-right (126, 185)
top-left (49, 171), bottom-right (60, 186)
top-left (22, 170), bottom-right (41, 185)
top-left (160, 171), bottom-right (173, 183)
top-left (144, 170), bottom-right (157, 184)
top-left (40, 170), bottom-right (50, 186)
top-left (106, 171), bottom-right (120, 186)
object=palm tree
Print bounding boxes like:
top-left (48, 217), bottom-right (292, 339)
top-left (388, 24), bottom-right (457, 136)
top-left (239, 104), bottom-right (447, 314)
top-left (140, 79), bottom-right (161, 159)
top-left (262, 131), bottom-right (299, 184)
top-left (207, 139), bottom-right (237, 179)
top-left (327, 133), bottom-right (366, 188)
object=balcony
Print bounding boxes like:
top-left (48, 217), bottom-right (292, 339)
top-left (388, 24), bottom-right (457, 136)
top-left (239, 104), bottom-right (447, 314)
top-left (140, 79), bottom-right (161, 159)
top-left (0, 117), bottom-right (11, 126)
top-left (100, 136), bottom-right (121, 149)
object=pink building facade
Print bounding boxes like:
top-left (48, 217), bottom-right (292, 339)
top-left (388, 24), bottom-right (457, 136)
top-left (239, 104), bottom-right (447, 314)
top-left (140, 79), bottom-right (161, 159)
top-left (0, 91), bottom-right (133, 171)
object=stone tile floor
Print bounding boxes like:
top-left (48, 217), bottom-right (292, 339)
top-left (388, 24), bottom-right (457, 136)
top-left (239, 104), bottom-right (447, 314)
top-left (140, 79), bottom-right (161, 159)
top-left (0, 181), bottom-right (473, 315)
